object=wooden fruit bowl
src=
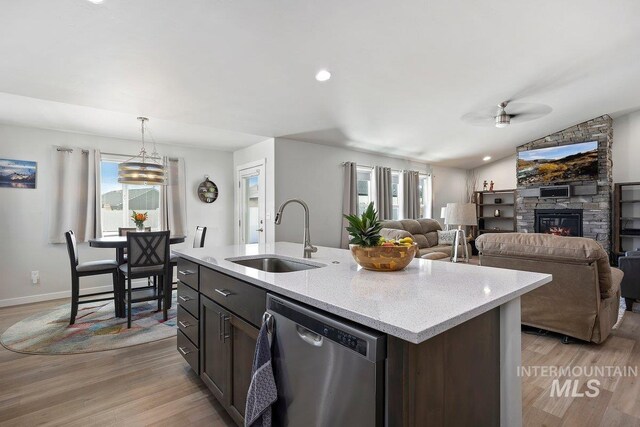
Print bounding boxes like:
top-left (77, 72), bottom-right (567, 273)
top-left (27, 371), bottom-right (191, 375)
top-left (350, 243), bottom-right (418, 271)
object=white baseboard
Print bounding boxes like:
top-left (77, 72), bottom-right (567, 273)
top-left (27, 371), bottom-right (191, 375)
top-left (0, 279), bottom-right (153, 308)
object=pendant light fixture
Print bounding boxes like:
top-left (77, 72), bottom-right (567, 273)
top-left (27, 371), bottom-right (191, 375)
top-left (118, 117), bottom-right (167, 185)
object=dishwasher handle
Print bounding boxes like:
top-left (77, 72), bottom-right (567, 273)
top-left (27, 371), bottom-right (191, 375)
top-left (296, 325), bottom-right (323, 347)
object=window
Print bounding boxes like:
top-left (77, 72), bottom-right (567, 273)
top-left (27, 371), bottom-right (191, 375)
top-left (356, 167), bottom-right (373, 215)
top-left (391, 171), bottom-right (401, 220)
top-left (418, 173), bottom-right (433, 218)
top-left (100, 155), bottom-right (161, 236)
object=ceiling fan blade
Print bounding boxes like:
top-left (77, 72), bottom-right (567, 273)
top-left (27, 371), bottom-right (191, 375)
top-left (460, 112), bottom-right (495, 126)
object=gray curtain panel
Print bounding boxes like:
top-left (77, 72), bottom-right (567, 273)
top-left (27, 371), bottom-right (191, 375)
top-left (403, 170), bottom-right (420, 219)
top-left (48, 147), bottom-right (100, 243)
top-left (161, 157), bottom-right (187, 237)
top-left (374, 166), bottom-right (392, 220)
top-left (341, 162), bottom-right (358, 248)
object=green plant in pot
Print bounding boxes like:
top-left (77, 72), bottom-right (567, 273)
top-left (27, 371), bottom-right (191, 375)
top-left (344, 202), bottom-right (417, 271)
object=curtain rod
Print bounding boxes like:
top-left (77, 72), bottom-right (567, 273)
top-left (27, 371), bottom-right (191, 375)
top-left (56, 147), bottom-right (89, 154)
top-left (340, 162), bottom-right (430, 175)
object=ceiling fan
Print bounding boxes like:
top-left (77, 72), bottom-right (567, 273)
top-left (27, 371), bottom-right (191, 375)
top-left (461, 101), bottom-right (552, 128)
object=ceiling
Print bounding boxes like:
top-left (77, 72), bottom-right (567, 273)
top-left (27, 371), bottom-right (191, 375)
top-left (1, 0), bottom-right (639, 168)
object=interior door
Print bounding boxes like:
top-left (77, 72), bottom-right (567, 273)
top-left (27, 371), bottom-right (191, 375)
top-left (237, 161), bottom-right (266, 245)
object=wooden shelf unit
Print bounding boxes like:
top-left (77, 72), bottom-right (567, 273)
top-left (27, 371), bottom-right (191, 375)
top-left (473, 190), bottom-right (517, 237)
top-left (613, 182), bottom-right (640, 256)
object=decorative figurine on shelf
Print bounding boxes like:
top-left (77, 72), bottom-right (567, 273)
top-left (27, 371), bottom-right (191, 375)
top-left (494, 209), bottom-right (501, 217)
top-left (483, 180), bottom-right (488, 191)
top-left (489, 180), bottom-right (495, 191)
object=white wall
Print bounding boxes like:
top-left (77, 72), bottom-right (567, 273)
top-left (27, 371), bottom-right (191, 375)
top-left (232, 138), bottom-right (275, 245)
top-left (613, 110), bottom-right (640, 183)
top-left (472, 155), bottom-right (517, 191)
top-left (431, 165), bottom-right (469, 223)
top-left (273, 138), bottom-right (467, 248)
top-left (0, 123), bottom-right (234, 306)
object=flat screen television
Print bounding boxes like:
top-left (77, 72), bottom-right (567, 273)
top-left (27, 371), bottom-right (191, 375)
top-left (517, 141), bottom-right (598, 187)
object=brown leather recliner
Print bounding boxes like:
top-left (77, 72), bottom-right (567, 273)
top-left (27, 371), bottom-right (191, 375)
top-left (476, 233), bottom-right (623, 344)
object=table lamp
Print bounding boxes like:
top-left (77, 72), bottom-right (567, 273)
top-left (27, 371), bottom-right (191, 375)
top-left (445, 203), bottom-right (477, 263)
top-left (440, 207), bottom-right (448, 230)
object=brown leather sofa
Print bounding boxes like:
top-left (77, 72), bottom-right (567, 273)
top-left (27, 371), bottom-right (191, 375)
top-left (476, 233), bottom-right (623, 344)
top-left (379, 219), bottom-right (471, 258)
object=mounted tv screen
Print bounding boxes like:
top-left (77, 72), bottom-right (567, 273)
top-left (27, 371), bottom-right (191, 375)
top-left (517, 141), bottom-right (598, 186)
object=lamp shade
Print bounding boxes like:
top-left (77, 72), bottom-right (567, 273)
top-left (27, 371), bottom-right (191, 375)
top-left (445, 203), bottom-right (477, 226)
top-left (440, 207), bottom-right (447, 219)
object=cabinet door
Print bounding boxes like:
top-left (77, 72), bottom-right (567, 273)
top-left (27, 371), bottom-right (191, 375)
top-left (200, 296), bottom-right (231, 404)
top-left (226, 314), bottom-right (260, 425)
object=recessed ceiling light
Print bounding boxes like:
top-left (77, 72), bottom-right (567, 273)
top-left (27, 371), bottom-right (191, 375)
top-left (483, 156), bottom-right (492, 161)
top-left (315, 69), bottom-right (331, 82)
top-left (87, 0), bottom-right (104, 4)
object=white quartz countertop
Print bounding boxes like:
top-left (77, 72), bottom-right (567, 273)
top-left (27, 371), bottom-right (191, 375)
top-left (174, 242), bottom-right (551, 344)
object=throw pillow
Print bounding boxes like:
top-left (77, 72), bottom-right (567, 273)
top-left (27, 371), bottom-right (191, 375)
top-left (437, 230), bottom-right (458, 245)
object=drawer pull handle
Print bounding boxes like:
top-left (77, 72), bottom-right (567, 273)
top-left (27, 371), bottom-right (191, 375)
top-left (179, 270), bottom-right (194, 276)
top-left (178, 346), bottom-right (191, 356)
top-left (214, 288), bottom-right (232, 297)
top-left (178, 321), bottom-right (191, 328)
top-left (179, 296), bottom-right (192, 302)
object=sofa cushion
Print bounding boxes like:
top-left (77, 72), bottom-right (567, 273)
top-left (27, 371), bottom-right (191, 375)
top-left (608, 267), bottom-right (623, 298)
top-left (437, 230), bottom-right (457, 245)
top-left (476, 233), bottom-right (613, 297)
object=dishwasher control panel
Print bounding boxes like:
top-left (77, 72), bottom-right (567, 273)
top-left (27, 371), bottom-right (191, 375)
top-left (269, 297), bottom-right (370, 357)
top-left (323, 325), bottom-right (368, 356)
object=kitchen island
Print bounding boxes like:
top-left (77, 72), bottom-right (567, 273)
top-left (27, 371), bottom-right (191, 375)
top-left (173, 242), bottom-right (551, 427)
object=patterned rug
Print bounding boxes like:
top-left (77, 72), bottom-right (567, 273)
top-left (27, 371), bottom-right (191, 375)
top-left (613, 297), bottom-right (639, 330)
top-left (1, 293), bottom-right (177, 355)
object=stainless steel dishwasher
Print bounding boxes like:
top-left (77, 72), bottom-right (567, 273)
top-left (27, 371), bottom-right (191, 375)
top-left (266, 294), bottom-right (386, 427)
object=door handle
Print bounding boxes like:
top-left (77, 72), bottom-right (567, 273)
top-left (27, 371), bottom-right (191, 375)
top-left (223, 315), bottom-right (231, 342)
top-left (178, 295), bottom-right (192, 302)
top-left (178, 320), bottom-right (191, 328)
top-left (178, 270), bottom-right (194, 276)
top-left (296, 325), bottom-right (323, 347)
top-left (178, 346), bottom-right (191, 356)
top-left (256, 228), bottom-right (264, 232)
top-left (214, 288), bottom-right (232, 297)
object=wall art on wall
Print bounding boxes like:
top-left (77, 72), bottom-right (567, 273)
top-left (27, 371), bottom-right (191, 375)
top-left (0, 158), bottom-right (37, 189)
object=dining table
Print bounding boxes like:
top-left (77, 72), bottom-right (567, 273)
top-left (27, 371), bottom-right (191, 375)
top-left (89, 234), bottom-right (186, 318)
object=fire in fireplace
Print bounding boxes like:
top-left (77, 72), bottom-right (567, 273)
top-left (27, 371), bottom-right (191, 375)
top-left (534, 209), bottom-right (583, 237)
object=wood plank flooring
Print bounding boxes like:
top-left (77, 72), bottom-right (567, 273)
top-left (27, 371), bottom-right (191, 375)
top-left (0, 299), bottom-right (235, 427)
top-left (1, 299), bottom-right (640, 426)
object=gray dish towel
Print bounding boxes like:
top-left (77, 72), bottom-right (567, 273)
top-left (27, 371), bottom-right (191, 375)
top-left (245, 316), bottom-right (277, 427)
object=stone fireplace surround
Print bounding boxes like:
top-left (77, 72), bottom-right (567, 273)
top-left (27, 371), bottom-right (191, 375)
top-left (516, 115), bottom-right (613, 252)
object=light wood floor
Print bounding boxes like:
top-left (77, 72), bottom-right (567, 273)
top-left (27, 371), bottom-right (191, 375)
top-left (522, 309), bottom-right (640, 427)
top-left (0, 299), bottom-right (235, 427)
top-left (1, 300), bottom-right (640, 426)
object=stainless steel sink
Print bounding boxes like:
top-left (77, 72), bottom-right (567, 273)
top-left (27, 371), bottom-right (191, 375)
top-left (227, 256), bottom-right (323, 273)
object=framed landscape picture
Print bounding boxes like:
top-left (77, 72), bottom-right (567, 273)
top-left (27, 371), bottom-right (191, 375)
top-left (0, 158), bottom-right (37, 189)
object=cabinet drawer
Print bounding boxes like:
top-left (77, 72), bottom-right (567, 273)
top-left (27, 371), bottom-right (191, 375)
top-left (177, 258), bottom-right (199, 291)
top-left (177, 305), bottom-right (199, 346)
top-left (201, 267), bottom-right (266, 327)
top-left (178, 281), bottom-right (199, 318)
top-left (177, 330), bottom-right (199, 374)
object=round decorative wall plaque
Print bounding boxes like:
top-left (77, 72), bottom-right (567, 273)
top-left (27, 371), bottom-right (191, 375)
top-left (197, 176), bottom-right (219, 203)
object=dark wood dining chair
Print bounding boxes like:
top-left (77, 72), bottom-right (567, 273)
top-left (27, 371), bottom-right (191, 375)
top-left (118, 231), bottom-right (171, 328)
top-left (65, 230), bottom-right (120, 324)
top-left (118, 227), bottom-right (151, 262)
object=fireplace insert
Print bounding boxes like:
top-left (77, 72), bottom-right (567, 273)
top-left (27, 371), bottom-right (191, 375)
top-left (534, 209), bottom-right (583, 237)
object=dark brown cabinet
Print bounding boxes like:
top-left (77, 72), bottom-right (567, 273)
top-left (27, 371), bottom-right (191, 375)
top-left (200, 297), bottom-right (230, 403)
top-left (195, 267), bottom-right (263, 427)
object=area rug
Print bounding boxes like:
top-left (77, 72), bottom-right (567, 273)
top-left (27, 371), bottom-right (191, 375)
top-left (613, 297), bottom-right (639, 330)
top-left (0, 293), bottom-right (177, 355)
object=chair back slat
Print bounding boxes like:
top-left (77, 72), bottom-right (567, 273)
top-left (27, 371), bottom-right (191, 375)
top-left (193, 226), bottom-right (207, 248)
top-left (64, 230), bottom-right (78, 268)
top-left (127, 231), bottom-right (170, 268)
